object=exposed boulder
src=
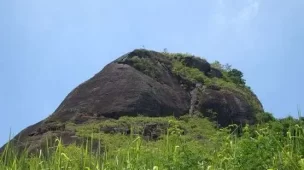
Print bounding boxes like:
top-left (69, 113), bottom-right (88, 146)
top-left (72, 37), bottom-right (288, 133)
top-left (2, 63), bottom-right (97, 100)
top-left (196, 88), bottom-right (257, 126)
top-left (183, 56), bottom-right (211, 73)
top-left (0, 120), bottom-right (83, 154)
top-left (0, 49), bottom-right (264, 153)
top-left (49, 62), bottom-right (190, 122)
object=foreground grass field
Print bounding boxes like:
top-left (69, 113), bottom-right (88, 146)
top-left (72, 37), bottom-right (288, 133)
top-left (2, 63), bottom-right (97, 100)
top-left (1, 115), bottom-right (304, 170)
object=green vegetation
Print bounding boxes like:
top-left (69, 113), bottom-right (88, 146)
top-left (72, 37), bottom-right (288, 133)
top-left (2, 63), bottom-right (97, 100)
top-left (169, 56), bottom-right (262, 114)
top-left (167, 54), bottom-right (246, 86)
top-left (1, 51), bottom-right (302, 169)
top-left (171, 60), bottom-right (207, 83)
top-left (2, 115), bottom-right (304, 169)
top-left (128, 56), bottom-right (162, 79)
top-left (73, 116), bottom-right (216, 151)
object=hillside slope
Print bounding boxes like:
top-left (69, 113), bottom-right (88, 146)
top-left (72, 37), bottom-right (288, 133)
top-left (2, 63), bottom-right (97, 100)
top-left (0, 49), bottom-right (264, 153)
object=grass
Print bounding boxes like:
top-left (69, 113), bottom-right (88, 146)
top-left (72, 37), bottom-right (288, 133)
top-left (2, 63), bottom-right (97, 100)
top-left (1, 51), bottom-right (301, 169)
top-left (2, 115), bottom-right (304, 170)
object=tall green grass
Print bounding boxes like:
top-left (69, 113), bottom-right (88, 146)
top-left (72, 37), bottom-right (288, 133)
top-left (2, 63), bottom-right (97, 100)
top-left (1, 117), bottom-right (304, 170)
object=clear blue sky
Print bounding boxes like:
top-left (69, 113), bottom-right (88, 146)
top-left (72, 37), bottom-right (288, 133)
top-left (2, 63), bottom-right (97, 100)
top-left (1, 0), bottom-right (304, 146)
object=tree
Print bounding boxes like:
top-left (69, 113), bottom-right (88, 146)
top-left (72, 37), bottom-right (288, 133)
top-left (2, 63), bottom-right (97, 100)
top-left (211, 61), bottom-right (232, 72)
top-left (227, 69), bottom-right (246, 85)
top-left (223, 63), bottom-right (232, 71)
top-left (211, 61), bottom-right (223, 70)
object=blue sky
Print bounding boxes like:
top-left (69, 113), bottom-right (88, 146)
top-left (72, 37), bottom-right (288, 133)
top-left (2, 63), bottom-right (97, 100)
top-left (0, 0), bottom-right (304, 146)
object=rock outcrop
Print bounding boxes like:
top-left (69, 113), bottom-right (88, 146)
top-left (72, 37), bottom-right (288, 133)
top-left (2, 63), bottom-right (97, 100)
top-left (0, 49), bottom-right (263, 153)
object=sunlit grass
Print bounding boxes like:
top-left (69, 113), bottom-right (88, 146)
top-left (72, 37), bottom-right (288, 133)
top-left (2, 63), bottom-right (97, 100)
top-left (1, 116), bottom-right (304, 170)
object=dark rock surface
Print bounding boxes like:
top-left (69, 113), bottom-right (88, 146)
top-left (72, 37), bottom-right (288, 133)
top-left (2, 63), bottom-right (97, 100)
top-left (0, 49), bottom-right (264, 153)
top-left (196, 88), bottom-right (256, 126)
top-left (49, 63), bottom-right (190, 122)
top-left (182, 56), bottom-right (211, 73)
top-left (208, 68), bottom-right (223, 78)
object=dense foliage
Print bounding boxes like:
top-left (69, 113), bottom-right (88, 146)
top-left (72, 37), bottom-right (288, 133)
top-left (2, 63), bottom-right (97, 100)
top-left (1, 115), bottom-right (304, 170)
top-left (168, 54), bottom-right (263, 117)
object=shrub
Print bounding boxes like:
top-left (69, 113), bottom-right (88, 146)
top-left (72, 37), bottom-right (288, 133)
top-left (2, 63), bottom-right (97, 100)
top-left (172, 61), bottom-right (207, 83)
top-left (227, 69), bottom-right (246, 85)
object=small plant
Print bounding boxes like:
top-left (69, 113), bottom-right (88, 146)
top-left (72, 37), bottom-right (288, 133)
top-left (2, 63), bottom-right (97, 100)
top-left (128, 56), bottom-right (161, 79)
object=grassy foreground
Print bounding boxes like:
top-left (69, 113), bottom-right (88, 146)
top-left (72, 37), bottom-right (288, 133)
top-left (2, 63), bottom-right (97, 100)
top-left (1, 115), bottom-right (304, 170)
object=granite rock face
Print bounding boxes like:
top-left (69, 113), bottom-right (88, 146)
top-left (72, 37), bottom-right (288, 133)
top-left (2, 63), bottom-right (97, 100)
top-left (0, 49), bottom-right (263, 153)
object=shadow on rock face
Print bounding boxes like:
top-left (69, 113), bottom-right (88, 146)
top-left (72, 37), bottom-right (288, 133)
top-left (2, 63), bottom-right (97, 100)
top-left (197, 88), bottom-right (257, 127)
